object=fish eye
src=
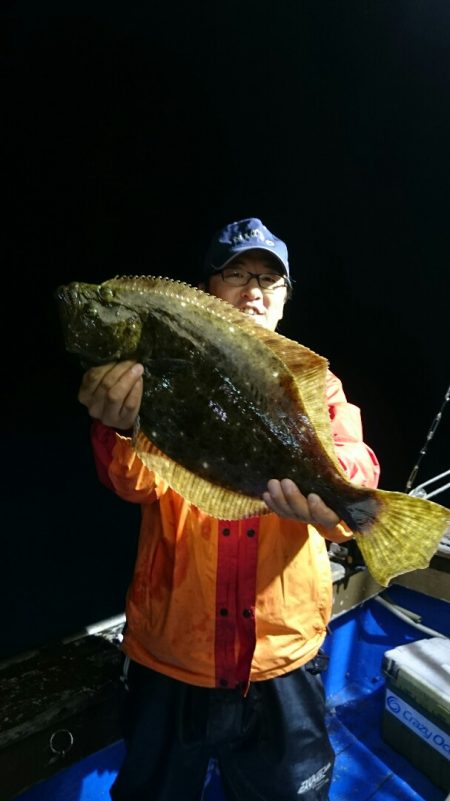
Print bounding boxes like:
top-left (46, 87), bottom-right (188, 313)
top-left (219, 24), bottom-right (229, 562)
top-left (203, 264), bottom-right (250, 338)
top-left (99, 286), bottom-right (114, 301)
top-left (86, 304), bottom-right (99, 318)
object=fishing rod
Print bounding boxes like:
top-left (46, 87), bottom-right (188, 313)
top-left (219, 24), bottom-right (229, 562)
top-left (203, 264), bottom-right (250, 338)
top-left (404, 382), bottom-right (450, 559)
top-left (405, 381), bottom-right (450, 499)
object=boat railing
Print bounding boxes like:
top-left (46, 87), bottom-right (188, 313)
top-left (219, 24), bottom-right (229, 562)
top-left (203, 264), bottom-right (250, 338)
top-left (408, 469), bottom-right (450, 559)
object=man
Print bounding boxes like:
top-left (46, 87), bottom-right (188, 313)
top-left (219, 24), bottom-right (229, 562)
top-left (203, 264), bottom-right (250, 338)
top-left (78, 217), bottom-right (380, 801)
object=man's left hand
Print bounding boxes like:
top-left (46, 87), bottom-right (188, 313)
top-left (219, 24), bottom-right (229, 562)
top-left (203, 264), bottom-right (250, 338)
top-left (263, 479), bottom-right (340, 529)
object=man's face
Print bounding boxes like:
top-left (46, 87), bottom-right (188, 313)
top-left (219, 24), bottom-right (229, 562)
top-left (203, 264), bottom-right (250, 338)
top-left (204, 250), bottom-right (288, 332)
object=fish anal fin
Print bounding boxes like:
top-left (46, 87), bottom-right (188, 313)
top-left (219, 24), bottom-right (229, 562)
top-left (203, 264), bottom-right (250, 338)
top-left (135, 432), bottom-right (268, 520)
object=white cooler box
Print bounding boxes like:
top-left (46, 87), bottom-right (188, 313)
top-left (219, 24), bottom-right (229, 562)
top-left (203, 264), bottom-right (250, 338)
top-left (382, 637), bottom-right (450, 792)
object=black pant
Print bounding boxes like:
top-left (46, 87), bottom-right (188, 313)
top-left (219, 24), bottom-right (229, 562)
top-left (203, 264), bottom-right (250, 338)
top-left (111, 655), bottom-right (334, 801)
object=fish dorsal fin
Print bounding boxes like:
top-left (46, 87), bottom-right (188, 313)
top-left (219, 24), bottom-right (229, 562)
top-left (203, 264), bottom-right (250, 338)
top-left (135, 431), bottom-right (268, 520)
top-left (108, 275), bottom-right (341, 474)
top-left (248, 327), bottom-right (343, 472)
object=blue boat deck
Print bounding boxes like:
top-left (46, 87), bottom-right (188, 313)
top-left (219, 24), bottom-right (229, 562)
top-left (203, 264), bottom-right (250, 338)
top-left (324, 584), bottom-right (449, 801)
top-left (327, 684), bottom-right (445, 801)
top-left (13, 585), bottom-right (450, 801)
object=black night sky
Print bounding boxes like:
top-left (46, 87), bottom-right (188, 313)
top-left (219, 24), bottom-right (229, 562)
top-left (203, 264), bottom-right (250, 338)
top-left (3, 1), bottom-right (450, 659)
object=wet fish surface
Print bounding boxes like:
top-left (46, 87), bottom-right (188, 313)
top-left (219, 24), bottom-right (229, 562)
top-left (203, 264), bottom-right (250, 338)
top-left (56, 276), bottom-right (450, 586)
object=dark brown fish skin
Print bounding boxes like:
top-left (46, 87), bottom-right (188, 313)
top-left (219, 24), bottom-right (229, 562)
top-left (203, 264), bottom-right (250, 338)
top-left (56, 277), bottom-right (379, 530)
top-left (140, 354), bottom-right (370, 525)
top-left (138, 360), bottom-right (377, 529)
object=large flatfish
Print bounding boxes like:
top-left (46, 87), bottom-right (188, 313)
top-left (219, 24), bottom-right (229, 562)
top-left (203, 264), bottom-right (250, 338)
top-left (56, 275), bottom-right (450, 586)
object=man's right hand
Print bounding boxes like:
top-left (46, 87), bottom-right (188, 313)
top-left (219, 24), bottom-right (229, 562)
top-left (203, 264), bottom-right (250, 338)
top-left (78, 361), bottom-right (144, 430)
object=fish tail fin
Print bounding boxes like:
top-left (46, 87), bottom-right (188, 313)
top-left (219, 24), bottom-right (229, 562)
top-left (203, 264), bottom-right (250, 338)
top-left (353, 490), bottom-right (450, 587)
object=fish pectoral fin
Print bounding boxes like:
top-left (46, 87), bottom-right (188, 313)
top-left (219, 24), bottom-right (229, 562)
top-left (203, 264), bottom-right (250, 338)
top-left (354, 490), bottom-right (450, 587)
top-left (134, 432), bottom-right (268, 520)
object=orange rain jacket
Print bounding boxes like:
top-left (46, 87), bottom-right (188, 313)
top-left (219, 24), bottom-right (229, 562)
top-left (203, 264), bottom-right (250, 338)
top-left (91, 371), bottom-right (380, 690)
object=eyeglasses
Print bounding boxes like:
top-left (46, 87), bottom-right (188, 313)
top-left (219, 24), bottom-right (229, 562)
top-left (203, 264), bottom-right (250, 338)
top-left (219, 267), bottom-right (288, 292)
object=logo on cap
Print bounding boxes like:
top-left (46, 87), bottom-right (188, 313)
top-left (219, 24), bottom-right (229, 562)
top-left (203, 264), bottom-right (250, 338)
top-left (204, 217), bottom-right (291, 285)
top-left (231, 228), bottom-right (275, 247)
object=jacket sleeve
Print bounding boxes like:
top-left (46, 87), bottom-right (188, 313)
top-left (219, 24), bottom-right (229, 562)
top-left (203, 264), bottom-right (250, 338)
top-left (90, 420), bottom-right (167, 504)
top-left (326, 371), bottom-right (380, 489)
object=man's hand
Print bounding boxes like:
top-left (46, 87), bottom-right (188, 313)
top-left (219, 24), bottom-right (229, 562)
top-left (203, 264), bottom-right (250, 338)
top-left (263, 478), bottom-right (340, 529)
top-left (78, 361), bottom-right (144, 430)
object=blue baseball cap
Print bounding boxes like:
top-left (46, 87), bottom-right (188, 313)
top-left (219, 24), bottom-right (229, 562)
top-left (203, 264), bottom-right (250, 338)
top-left (204, 217), bottom-right (291, 287)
